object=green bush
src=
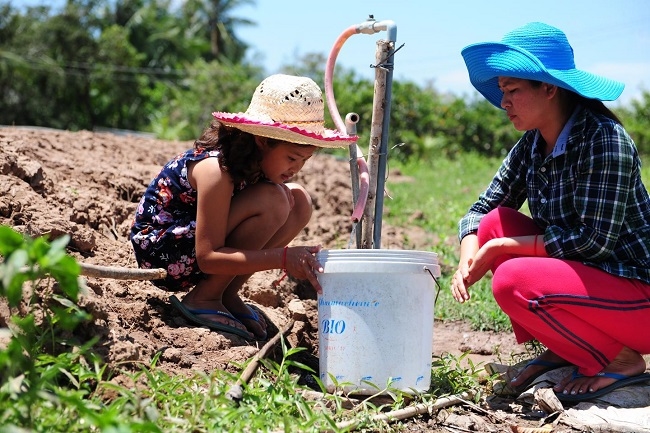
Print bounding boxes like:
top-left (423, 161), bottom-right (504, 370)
top-left (0, 226), bottom-right (91, 429)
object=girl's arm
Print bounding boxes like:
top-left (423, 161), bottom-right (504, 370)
top-left (190, 158), bottom-right (323, 287)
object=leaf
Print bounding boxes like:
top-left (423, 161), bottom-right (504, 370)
top-left (5, 273), bottom-right (28, 307)
top-left (2, 249), bottom-right (29, 306)
top-left (282, 360), bottom-right (315, 374)
top-left (48, 234), bottom-right (71, 254)
top-left (40, 234), bottom-right (71, 268)
top-left (0, 226), bottom-right (26, 256)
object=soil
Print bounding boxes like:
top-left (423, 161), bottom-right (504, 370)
top-left (0, 126), bottom-right (576, 432)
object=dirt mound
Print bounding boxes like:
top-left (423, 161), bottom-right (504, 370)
top-left (1, 126), bottom-right (532, 431)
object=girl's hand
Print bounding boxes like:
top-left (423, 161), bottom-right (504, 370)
top-left (285, 245), bottom-right (324, 294)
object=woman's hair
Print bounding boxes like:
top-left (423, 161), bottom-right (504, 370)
top-left (570, 94), bottom-right (622, 125)
top-left (193, 120), bottom-right (267, 186)
top-left (529, 80), bottom-right (622, 125)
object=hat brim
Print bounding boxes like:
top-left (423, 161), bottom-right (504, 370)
top-left (461, 42), bottom-right (624, 108)
top-left (212, 112), bottom-right (357, 148)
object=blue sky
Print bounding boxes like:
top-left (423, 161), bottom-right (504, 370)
top-left (235, 0), bottom-right (649, 106)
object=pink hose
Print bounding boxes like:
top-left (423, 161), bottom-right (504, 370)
top-left (324, 26), bottom-right (369, 223)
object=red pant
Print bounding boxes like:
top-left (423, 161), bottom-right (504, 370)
top-left (478, 207), bottom-right (650, 375)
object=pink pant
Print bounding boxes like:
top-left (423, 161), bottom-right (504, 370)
top-left (478, 207), bottom-right (650, 375)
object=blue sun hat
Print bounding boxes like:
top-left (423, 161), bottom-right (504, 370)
top-left (461, 22), bottom-right (625, 108)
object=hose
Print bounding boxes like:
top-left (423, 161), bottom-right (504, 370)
top-left (324, 25), bottom-right (369, 223)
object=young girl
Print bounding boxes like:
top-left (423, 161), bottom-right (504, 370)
top-left (130, 74), bottom-right (356, 341)
top-left (454, 22), bottom-right (650, 402)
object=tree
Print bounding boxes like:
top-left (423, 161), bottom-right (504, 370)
top-left (617, 90), bottom-right (650, 154)
top-left (0, 1), bottom-right (102, 129)
top-left (181, 0), bottom-right (254, 62)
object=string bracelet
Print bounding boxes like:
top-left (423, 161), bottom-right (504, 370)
top-left (282, 245), bottom-right (288, 271)
top-left (273, 246), bottom-right (288, 287)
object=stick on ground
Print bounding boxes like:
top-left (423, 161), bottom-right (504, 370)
top-left (333, 391), bottom-right (475, 431)
top-left (226, 320), bottom-right (295, 402)
top-left (79, 262), bottom-right (167, 280)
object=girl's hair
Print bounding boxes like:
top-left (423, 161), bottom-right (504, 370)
top-left (529, 80), bottom-right (622, 125)
top-left (193, 121), bottom-right (268, 186)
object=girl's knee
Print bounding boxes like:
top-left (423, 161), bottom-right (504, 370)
top-left (289, 184), bottom-right (313, 227)
top-left (252, 182), bottom-right (293, 221)
top-left (236, 182), bottom-right (311, 229)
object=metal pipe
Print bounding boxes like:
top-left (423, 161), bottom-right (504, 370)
top-left (345, 113), bottom-right (363, 248)
top-left (345, 112), bottom-right (360, 207)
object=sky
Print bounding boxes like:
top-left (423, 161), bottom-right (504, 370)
top-left (234, 0), bottom-right (650, 106)
top-left (12, 0), bottom-right (650, 106)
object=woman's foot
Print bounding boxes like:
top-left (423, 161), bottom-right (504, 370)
top-left (510, 349), bottom-right (570, 391)
top-left (553, 346), bottom-right (647, 396)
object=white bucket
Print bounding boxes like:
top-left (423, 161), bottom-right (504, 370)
top-left (316, 249), bottom-right (440, 395)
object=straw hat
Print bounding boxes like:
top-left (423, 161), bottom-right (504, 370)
top-left (461, 22), bottom-right (625, 108)
top-left (212, 74), bottom-right (356, 148)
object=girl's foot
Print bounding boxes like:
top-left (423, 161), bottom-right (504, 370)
top-left (223, 294), bottom-right (268, 340)
top-left (170, 295), bottom-right (252, 338)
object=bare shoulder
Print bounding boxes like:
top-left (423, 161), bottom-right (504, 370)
top-left (188, 157), bottom-right (231, 191)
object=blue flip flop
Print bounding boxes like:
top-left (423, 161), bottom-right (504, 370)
top-left (233, 304), bottom-right (268, 341)
top-left (555, 370), bottom-right (650, 403)
top-left (511, 359), bottom-right (569, 395)
top-left (169, 295), bottom-right (253, 340)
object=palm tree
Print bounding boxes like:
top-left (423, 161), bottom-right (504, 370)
top-left (182, 0), bottom-right (255, 63)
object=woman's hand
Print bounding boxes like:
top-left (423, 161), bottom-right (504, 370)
top-left (451, 247), bottom-right (493, 303)
top-left (451, 233), bottom-right (480, 303)
top-left (284, 245), bottom-right (324, 294)
top-left (451, 258), bottom-right (473, 303)
top-left (465, 240), bottom-right (497, 285)
top-left (451, 235), bottom-right (537, 303)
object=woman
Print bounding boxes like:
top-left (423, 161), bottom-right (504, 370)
top-left (453, 22), bottom-right (650, 402)
top-left (130, 74), bottom-right (356, 341)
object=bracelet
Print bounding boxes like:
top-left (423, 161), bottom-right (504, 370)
top-left (273, 246), bottom-right (289, 287)
top-left (282, 245), bottom-right (288, 271)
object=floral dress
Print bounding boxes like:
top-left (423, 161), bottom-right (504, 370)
top-left (130, 147), bottom-right (226, 291)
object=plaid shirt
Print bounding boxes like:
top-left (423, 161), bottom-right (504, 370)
top-left (458, 106), bottom-right (650, 284)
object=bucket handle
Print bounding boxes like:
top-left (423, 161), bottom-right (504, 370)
top-left (423, 266), bottom-right (442, 307)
